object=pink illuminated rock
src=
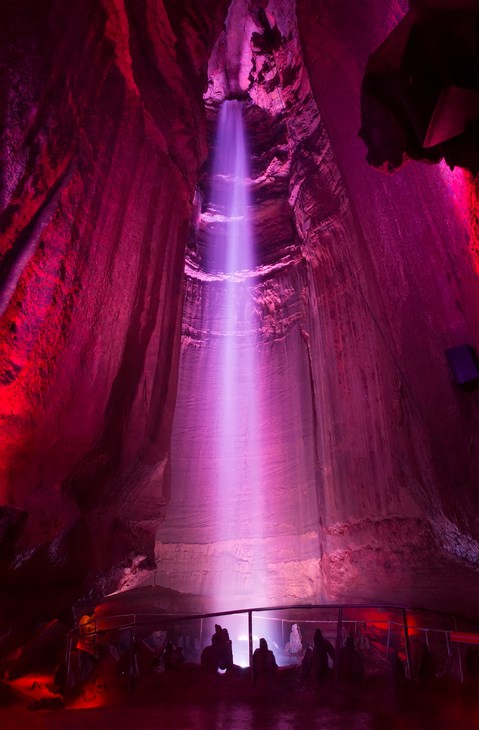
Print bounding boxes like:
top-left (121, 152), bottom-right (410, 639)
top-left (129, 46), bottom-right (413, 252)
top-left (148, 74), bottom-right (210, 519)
top-left (158, 0), bottom-right (479, 618)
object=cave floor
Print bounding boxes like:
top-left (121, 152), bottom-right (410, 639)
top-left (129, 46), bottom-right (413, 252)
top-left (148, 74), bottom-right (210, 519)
top-left (2, 678), bottom-right (479, 730)
top-left (2, 695), bottom-right (479, 730)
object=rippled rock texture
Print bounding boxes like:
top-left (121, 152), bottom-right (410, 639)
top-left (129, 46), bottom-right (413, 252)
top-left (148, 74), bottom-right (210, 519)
top-left (2, 0), bottom-right (479, 665)
top-left (0, 0), bottom-right (229, 651)
top-left (157, 2), bottom-right (478, 610)
top-left (297, 0), bottom-right (479, 613)
top-left (157, 0), bottom-right (479, 616)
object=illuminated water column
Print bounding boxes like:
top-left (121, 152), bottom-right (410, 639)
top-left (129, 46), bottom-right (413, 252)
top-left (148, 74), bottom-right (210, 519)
top-left (207, 100), bottom-right (264, 605)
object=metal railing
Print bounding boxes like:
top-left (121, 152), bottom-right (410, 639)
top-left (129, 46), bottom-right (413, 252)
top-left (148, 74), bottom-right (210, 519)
top-left (66, 602), bottom-right (479, 691)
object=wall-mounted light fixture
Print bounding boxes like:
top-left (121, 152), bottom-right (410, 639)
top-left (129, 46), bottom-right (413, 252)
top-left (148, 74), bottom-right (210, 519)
top-left (445, 344), bottom-right (479, 391)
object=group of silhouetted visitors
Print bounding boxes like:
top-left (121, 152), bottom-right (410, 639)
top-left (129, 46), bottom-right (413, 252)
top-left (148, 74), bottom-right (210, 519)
top-left (196, 622), bottom-right (364, 685)
top-left (72, 613), bottom-right (372, 690)
top-left (200, 624), bottom-right (278, 681)
top-left (200, 622), bottom-right (344, 685)
top-left (70, 610), bottom-right (479, 700)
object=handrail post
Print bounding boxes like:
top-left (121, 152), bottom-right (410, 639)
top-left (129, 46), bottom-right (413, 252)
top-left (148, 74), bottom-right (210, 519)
top-left (445, 629), bottom-right (451, 657)
top-left (248, 610), bottom-right (254, 684)
top-left (402, 609), bottom-right (413, 680)
top-left (455, 618), bottom-right (464, 683)
top-left (334, 607), bottom-right (343, 685)
top-left (127, 616), bottom-right (137, 693)
top-left (93, 617), bottom-right (98, 658)
top-left (65, 633), bottom-right (73, 690)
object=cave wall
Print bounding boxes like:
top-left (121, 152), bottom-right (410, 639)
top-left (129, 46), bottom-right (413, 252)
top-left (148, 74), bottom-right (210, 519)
top-left (2, 0), bottom-right (479, 644)
top-left (156, 0), bottom-right (479, 615)
top-left (297, 0), bottom-right (479, 609)
top-left (0, 0), bottom-right (229, 643)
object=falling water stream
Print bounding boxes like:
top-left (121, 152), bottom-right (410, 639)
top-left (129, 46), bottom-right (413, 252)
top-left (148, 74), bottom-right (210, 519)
top-left (208, 100), bottom-right (264, 608)
top-left (160, 96), bottom-right (319, 660)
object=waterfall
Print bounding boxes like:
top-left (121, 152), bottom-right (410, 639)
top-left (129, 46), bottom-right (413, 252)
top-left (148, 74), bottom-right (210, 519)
top-left (207, 100), bottom-right (264, 605)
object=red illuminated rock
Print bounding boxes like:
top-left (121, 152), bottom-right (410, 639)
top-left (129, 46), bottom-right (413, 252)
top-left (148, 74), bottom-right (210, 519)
top-left (0, 0), bottom-right (229, 650)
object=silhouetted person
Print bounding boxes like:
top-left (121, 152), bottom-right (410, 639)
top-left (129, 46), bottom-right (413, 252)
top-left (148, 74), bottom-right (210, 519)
top-left (164, 641), bottom-right (185, 671)
top-left (200, 642), bottom-right (218, 673)
top-left (215, 624), bottom-right (234, 670)
top-left (339, 635), bottom-right (364, 682)
top-left (253, 638), bottom-right (278, 680)
top-left (389, 649), bottom-right (406, 686)
top-left (418, 643), bottom-right (436, 683)
top-left (201, 624), bottom-right (233, 673)
top-left (302, 628), bottom-right (335, 683)
top-left (466, 646), bottom-right (479, 681)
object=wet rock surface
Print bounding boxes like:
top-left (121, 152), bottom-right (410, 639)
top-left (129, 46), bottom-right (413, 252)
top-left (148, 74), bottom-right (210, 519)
top-left (2, 671), bottom-right (479, 730)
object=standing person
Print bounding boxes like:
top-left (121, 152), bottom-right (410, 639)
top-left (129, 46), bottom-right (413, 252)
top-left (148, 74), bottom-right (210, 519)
top-left (339, 634), bottom-right (364, 682)
top-left (201, 624), bottom-right (234, 672)
top-left (302, 628), bottom-right (335, 683)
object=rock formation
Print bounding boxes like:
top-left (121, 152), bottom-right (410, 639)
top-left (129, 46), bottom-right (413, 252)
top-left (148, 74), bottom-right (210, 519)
top-left (159, 0), bottom-right (479, 614)
top-left (0, 0), bottom-right (229, 655)
top-left (359, 0), bottom-right (479, 174)
top-left (1, 0), bottom-right (479, 667)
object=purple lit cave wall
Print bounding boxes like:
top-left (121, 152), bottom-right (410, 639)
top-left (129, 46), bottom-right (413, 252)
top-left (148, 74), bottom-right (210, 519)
top-left (157, 0), bottom-right (479, 612)
top-left (2, 0), bottom-right (479, 660)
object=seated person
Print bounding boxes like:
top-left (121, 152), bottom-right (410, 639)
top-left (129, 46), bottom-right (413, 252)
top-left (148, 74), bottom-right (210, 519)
top-left (253, 638), bottom-right (278, 679)
top-left (216, 625), bottom-right (233, 670)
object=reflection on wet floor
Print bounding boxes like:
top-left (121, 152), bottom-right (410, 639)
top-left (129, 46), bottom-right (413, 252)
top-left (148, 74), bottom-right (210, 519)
top-left (3, 702), bottom-right (372, 730)
top-left (3, 691), bottom-right (478, 730)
